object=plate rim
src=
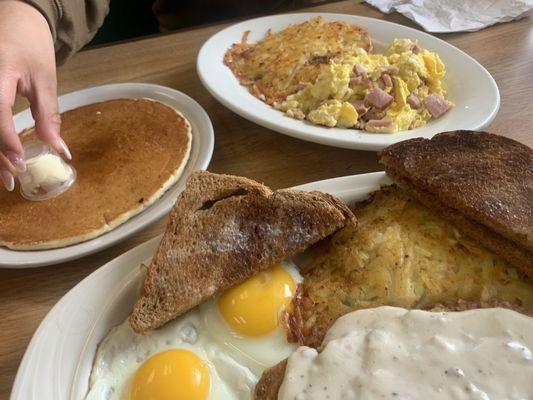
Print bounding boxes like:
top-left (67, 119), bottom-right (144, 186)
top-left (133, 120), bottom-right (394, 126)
top-left (0, 83), bottom-right (214, 268)
top-left (197, 12), bottom-right (500, 150)
top-left (10, 171), bottom-right (391, 400)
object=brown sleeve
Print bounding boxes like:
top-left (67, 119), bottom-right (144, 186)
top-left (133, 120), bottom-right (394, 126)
top-left (23, 0), bottom-right (110, 64)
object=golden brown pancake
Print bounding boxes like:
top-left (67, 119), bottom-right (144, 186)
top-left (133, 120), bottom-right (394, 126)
top-left (0, 98), bottom-right (192, 250)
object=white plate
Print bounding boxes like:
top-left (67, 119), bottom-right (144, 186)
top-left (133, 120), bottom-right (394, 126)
top-left (10, 171), bottom-right (392, 400)
top-left (197, 12), bottom-right (500, 150)
top-left (1, 83), bottom-right (214, 268)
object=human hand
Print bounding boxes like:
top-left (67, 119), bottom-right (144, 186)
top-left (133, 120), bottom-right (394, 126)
top-left (0, 0), bottom-right (71, 191)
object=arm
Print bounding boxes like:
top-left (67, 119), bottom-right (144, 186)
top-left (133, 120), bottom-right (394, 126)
top-left (0, 0), bottom-right (108, 191)
top-left (27, 0), bottom-right (110, 64)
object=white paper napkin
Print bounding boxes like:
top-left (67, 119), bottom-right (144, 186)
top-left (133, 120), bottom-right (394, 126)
top-left (366, 0), bottom-right (533, 32)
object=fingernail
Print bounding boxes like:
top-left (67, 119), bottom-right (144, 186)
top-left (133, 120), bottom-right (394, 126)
top-left (56, 138), bottom-right (72, 160)
top-left (1, 170), bottom-right (15, 192)
top-left (6, 153), bottom-right (26, 173)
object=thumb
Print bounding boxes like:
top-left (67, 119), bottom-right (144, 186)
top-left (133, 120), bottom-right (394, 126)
top-left (27, 75), bottom-right (71, 160)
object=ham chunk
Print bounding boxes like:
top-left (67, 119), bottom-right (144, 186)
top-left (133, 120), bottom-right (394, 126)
top-left (366, 119), bottom-right (392, 128)
top-left (350, 99), bottom-right (368, 115)
top-left (383, 66), bottom-right (400, 75)
top-left (366, 87), bottom-right (394, 110)
top-left (424, 93), bottom-right (451, 118)
top-left (350, 76), bottom-right (372, 88)
top-left (354, 64), bottom-right (366, 76)
top-left (365, 119), bottom-right (394, 133)
top-left (381, 73), bottom-right (393, 88)
top-left (407, 93), bottom-right (421, 109)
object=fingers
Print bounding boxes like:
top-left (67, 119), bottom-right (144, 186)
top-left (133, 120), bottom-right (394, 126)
top-left (0, 72), bottom-right (23, 191)
top-left (27, 74), bottom-right (71, 160)
top-left (0, 158), bottom-right (14, 191)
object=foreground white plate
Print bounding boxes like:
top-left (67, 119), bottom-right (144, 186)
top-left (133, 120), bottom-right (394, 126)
top-left (197, 12), bottom-right (500, 150)
top-left (1, 83), bottom-right (214, 268)
top-left (11, 171), bottom-right (392, 400)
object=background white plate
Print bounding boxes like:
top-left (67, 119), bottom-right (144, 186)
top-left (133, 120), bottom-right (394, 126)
top-left (197, 12), bottom-right (500, 150)
top-left (10, 171), bottom-right (392, 400)
top-left (1, 83), bottom-right (214, 268)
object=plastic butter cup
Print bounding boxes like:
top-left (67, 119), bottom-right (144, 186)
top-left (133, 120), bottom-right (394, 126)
top-left (17, 140), bottom-right (77, 201)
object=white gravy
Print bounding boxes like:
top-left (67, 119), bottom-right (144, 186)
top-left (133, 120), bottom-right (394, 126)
top-left (278, 306), bottom-right (532, 400)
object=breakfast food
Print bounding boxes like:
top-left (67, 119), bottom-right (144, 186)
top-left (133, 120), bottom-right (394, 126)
top-left (225, 17), bottom-right (452, 133)
top-left (86, 172), bottom-right (356, 399)
top-left (287, 185), bottom-right (533, 347)
top-left (224, 16), bottom-right (372, 106)
top-left (130, 171), bottom-right (355, 333)
top-left (256, 306), bottom-right (533, 400)
top-left (0, 98), bottom-right (191, 249)
top-left (87, 260), bottom-right (305, 400)
top-left (379, 130), bottom-right (533, 280)
top-left (87, 131), bottom-right (532, 400)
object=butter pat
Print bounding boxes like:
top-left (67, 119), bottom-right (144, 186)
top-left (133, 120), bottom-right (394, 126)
top-left (18, 140), bottom-right (76, 201)
top-left (24, 153), bottom-right (71, 189)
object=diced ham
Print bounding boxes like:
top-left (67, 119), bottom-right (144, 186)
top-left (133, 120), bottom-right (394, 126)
top-left (365, 119), bottom-right (393, 128)
top-left (381, 73), bottom-right (393, 88)
top-left (361, 107), bottom-right (382, 121)
top-left (366, 87), bottom-right (394, 110)
top-left (407, 93), bottom-right (421, 109)
top-left (349, 76), bottom-right (372, 87)
top-left (424, 93), bottom-right (451, 118)
top-left (354, 64), bottom-right (366, 76)
top-left (365, 119), bottom-right (394, 132)
top-left (350, 99), bottom-right (367, 115)
top-left (383, 66), bottom-right (400, 75)
top-left (412, 44), bottom-right (421, 54)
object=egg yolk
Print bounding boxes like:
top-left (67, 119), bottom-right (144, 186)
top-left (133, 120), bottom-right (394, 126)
top-left (128, 349), bottom-right (210, 400)
top-left (218, 264), bottom-right (296, 336)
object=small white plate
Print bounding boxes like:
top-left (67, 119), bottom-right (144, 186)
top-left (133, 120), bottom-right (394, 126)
top-left (197, 12), bottom-right (500, 150)
top-left (10, 171), bottom-right (392, 400)
top-left (1, 83), bottom-right (214, 268)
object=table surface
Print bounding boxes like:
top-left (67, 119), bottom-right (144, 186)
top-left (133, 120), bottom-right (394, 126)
top-left (1, 0), bottom-right (532, 397)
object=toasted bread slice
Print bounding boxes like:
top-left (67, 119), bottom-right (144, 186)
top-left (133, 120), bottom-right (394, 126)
top-left (254, 300), bottom-right (531, 400)
top-left (379, 130), bottom-right (533, 280)
top-left (129, 171), bottom-right (356, 333)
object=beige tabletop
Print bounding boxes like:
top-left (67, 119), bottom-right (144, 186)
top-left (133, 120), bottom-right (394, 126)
top-left (1, 0), bottom-right (532, 397)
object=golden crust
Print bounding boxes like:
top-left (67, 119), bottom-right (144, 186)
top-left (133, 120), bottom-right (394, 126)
top-left (224, 16), bottom-right (372, 105)
top-left (287, 186), bottom-right (533, 348)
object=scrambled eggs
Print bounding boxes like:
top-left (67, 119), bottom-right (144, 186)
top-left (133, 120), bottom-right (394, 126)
top-left (278, 38), bottom-right (452, 133)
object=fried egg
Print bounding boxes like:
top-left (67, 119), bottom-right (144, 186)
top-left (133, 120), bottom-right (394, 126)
top-left (85, 311), bottom-right (256, 400)
top-left (85, 260), bottom-right (302, 399)
top-left (201, 260), bottom-right (302, 374)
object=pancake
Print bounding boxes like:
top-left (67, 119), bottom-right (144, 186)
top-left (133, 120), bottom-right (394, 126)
top-left (0, 98), bottom-right (192, 250)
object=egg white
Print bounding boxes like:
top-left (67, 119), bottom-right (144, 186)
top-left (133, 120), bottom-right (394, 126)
top-left (86, 260), bottom-right (302, 400)
top-left (199, 260), bottom-right (303, 375)
top-left (85, 310), bottom-right (257, 400)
